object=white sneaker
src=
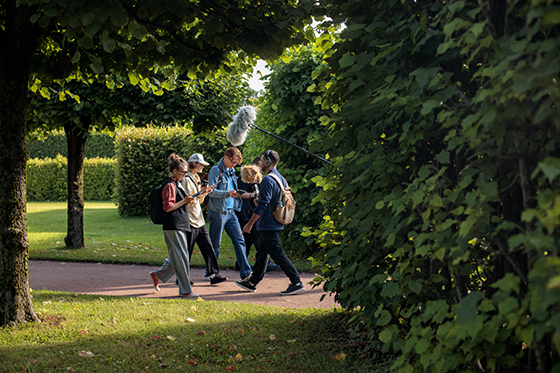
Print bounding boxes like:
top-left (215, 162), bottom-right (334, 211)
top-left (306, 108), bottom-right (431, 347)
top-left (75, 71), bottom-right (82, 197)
top-left (204, 275), bottom-right (212, 281)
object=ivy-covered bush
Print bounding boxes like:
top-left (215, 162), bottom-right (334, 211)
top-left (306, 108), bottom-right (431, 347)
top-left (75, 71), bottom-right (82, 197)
top-left (309, 0), bottom-right (560, 372)
top-left (28, 129), bottom-right (116, 158)
top-left (115, 126), bottom-right (228, 217)
top-left (243, 47), bottom-right (331, 259)
top-left (27, 155), bottom-right (116, 201)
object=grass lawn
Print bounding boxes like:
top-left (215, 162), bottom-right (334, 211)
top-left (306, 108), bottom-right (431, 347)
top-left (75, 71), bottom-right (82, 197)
top-left (0, 291), bottom-right (390, 372)
top-left (27, 201), bottom-right (312, 272)
top-left (12, 202), bottom-right (392, 372)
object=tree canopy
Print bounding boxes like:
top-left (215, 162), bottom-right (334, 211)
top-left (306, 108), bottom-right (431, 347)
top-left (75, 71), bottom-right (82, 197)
top-left (0, 0), bottom-right (314, 327)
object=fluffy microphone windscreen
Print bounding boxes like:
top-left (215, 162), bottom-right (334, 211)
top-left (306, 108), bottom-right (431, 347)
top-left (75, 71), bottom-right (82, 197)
top-left (240, 164), bottom-right (262, 184)
top-left (226, 106), bottom-right (257, 146)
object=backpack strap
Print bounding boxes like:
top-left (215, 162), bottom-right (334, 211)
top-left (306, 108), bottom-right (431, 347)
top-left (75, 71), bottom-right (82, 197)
top-left (268, 173), bottom-right (286, 212)
top-left (269, 173), bottom-right (287, 188)
top-left (185, 173), bottom-right (199, 192)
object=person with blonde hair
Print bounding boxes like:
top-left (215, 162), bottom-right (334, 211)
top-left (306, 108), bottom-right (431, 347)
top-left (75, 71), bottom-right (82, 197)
top-left (235, 157), bottom-right (280, 272)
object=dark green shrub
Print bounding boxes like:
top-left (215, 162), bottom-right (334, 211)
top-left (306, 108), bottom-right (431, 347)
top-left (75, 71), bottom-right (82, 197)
top-left (309, 0), bottom-right (560, 371)
top-left (27, 156), bottom-right (116, 201)
top-left (115, 126), bottom-right (228, 217)
top-left (28, 129), bottom-right (115, 159)
top-left (83, 158), bottom-right (117, 201)
top-left (27, 155), bottom-right (67, 201)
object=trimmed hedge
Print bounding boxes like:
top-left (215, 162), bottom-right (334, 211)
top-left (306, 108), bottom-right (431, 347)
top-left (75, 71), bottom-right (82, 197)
top-left (28, 129), bottom-right (116, 159)
top-left (27, 155), bottom-right (116, 201)
top-left (115, 126), bottom-right (229, 217)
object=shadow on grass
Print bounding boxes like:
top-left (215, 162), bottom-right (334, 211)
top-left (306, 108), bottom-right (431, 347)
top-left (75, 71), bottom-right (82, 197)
top-left (0, 291), bottom-right (389, 373)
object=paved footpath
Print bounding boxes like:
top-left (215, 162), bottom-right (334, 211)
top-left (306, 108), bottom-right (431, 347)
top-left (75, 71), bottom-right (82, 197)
top-left (29, 260), bottom-right (338, 309)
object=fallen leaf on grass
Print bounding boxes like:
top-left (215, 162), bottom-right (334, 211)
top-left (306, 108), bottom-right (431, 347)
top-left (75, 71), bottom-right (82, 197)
top-left (198, 331), bottom-right (206, 335)
top-left (235, 353), bottom-right (243, 361)
top-left (78, 351), bottom-right (94, 357)
top-left (269, 334), bottom-right (276, 341)
top-left (225, 366), bottom-right (236, 371)
top-left (167, 335), bottom-right (176, 341)
top-left (186, 317), bottom-right (195, 323)
top-left (153, 335), bottom-right (161, 340)
top-left (333, 353), bottom-right (347, 361)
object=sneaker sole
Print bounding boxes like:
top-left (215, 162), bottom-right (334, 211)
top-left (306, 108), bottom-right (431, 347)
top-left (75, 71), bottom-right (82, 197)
top-left (280, 287), bottom-right (305, 296)
top-left (234, 281), bottom-right (257, 293)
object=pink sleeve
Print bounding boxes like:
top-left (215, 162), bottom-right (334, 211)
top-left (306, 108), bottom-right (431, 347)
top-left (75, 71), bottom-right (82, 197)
top-left (162, 183), bottom-right (176, 212)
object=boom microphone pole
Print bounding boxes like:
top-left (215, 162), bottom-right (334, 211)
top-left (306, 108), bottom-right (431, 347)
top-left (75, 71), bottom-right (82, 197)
top-left (226, 106), bottom-right (332, 165)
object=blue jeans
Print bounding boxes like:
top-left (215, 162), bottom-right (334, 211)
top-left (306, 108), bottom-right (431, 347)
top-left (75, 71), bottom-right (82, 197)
top-left (208, 209), bottom-right (252, 279)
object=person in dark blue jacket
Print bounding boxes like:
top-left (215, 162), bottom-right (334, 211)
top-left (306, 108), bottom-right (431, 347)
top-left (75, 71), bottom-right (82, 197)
top-left (234, 150), bottom-right (304, 296)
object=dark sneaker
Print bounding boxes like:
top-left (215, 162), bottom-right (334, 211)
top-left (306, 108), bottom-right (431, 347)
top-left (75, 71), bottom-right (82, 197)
top-left (235, 279), bottom-right (257, 292)
top-left (210, 275), bottom-right (227, 285)
top-left (266, 263), bottom-right (280, 272)
top-left (280, 283), bottom-right (305, 296)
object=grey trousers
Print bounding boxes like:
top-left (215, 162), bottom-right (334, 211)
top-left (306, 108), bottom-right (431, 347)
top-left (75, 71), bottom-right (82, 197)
top-left (155, 230), bottom-right (192, 295)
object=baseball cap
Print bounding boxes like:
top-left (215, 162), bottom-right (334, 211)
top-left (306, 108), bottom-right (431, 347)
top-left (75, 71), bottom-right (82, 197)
top-left (188, 153), bottom-right (209, 166)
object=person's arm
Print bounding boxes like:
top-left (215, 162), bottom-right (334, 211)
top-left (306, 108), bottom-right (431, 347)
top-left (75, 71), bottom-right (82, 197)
top-left (242, 212), bottom-right (261, 234)
top-left (207, 165), bottom-right (233, 198)
top-left (162, 183), bottom-right (193, 212)
top-left (253, 177), bottom-right (272, 216)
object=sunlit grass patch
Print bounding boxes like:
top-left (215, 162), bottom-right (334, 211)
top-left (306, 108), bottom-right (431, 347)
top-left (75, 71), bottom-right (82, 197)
top-left (0, 291), bottom-right (388, 372)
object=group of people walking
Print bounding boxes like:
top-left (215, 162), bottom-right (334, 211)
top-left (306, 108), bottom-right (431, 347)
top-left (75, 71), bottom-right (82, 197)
top-left (149, 147), bottom-right (305, 298)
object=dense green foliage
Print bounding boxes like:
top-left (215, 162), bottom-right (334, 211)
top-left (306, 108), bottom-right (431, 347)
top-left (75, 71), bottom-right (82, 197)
top-left (307, 0), bottom-right (560, 372)
top-left (28, 129), bottom-right (116, 159)
top-left (115, 126), bottom-right (229, 217)
top-left (244, 47), bottom-right (331, 259)
top-left (27, 156), bottom-right (116, 201)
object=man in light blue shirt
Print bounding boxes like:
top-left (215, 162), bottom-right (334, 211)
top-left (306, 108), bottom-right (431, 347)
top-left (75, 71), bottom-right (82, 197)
top-left (206, 147), bottom-right (252, 280)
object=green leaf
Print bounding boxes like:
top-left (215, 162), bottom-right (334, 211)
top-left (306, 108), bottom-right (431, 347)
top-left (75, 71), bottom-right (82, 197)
top-left (538, 157), bottom-right (560, 182)
top-left (128, 72), bottom-right (139, 86)
top-left (378, 328), bottom-right (393, 343)
top-left (456, 291), bottom-right (483, 324)
top-left (498, 298), bottom-right (518, 315)
top-left (430, 195), bottom-right (444, 208)
top-left (492, 273), bottom-right (520, 293)
top-left (421, 100), bottom-right (439, 115)
top-left (543, 9), bottom-right (560, 25)
top-left (380, 281), bottom-right (400, 298)
top-left (77, 36), bottom-right (93, 49)
top-left (376, 309), bottom-right (392, 326)
top-left (90, 63), bottom-right (104, 74)
top-left (339, 53), bottom-right (356, 69)
top-left (81, 13), bottom-right (95, 26)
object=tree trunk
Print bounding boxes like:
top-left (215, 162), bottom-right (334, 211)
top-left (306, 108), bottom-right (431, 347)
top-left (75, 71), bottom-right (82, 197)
top-left (0, 2), bottom-right (42, 326)
top-left (64, 120), bottom-right (90, 248)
